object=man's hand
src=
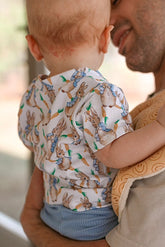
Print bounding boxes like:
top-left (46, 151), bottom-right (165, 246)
top-left (21, 167), bottom-right (109, 247)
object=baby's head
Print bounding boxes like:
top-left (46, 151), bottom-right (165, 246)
top-left (26, 0), bottom-right (111, 52)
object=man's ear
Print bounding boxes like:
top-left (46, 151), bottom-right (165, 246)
top-left (26, 34), bottom-right (43, 61)
top-left (99, 25), bottom-right (114, 54)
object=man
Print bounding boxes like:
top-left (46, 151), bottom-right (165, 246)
top-left (21, 0), bottom-right (165, 246)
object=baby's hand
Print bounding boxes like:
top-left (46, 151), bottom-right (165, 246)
top-left (157, 104), bottom-right (165, 128)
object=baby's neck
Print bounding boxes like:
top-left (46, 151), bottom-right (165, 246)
top-left (47, 44), bottom-right (103, 77)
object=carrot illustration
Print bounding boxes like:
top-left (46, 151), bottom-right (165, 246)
top-left (94, 88), bottom-right (100, 95)
top-left (114, 119), bottom-right (119, 132)
top-left (57, 188), bottom-right (62, 196)
top-left (18, 103), bottom-right (24, 117)
top-left (51, 169), bottom-right (56, 176)
top-left (84, 128), bottom-right (94, 137)
top-left (60, 75), bottom-right (70, 83)
top-left (94, 188), bottom-right (98, 194)
top-left (94, 142), bottom-right (98, 151)
top-left (36, 120), bottom-right (42, 127)
top-left (115, 104), bottom-right (122, 109)
top-left (75, 203), bottom-right (83, 210)
top-left (51, 108), bottom-right (64, 120)
top-left (68, 134), bottom-right (73, 138)
top-left (64, 143), bottom-right (69, 151)
top-left (86, 102), bottom-right (92, 111)
top-left (107, 167), bottom-right (111, 175)
top-left (78, 189), bottom-right (83, 194)
top-left (67, 92), bottom-right (72, 99)
top-left (97, 199), bottom-right (102, 207)
top-left (64, 144), bottom-right (72, 157)
top-left (77, 153), bottom-right (90, 166)
top-left (68, 165), bottom-right (75, 171)
top-left (35, 105), bottom-right (42, 112)
top-left (91, 169), bottom-right (100, 182)
top-left (40, 94), bottom-right (49, 109)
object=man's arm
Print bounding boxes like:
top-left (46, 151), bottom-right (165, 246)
top-left (21, 166), bottom-right (109, 247)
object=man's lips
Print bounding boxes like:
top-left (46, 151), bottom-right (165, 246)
top-left (111, 27), bottom-right (132, 53)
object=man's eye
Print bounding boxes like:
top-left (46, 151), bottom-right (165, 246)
top-left (112, 0), bottom-right (119, 6)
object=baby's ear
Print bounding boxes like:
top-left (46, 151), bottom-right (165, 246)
top-left (26, 34), bottom-right (43, 61)
top-left (99, 25), bottom-right (114, 54)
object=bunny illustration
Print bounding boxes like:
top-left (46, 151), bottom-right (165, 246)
top-left (65, 82), bottom-right (88, 117)
top-left (62, 68), bottom-right (86, 93)
top-left (80, 197), bottom-right (92, 209)
top-left (62, 192), bottom-right (74, 208)
top-left (85, 107), bottom-right (116, 146)
top-left (25, 111), bottom-right (35, 136)
top-left (26, 84), bottom-right (37, 107)
top-left (41, 109), bottom-right (51, 126)
top-left (99, 83), bottom-right (117, 108)
top-left (55, 145), bottom-right (71, 170)
top-left (69, 179), bottom-right (82, 190)
top-left (34, 146), bottom-right (47, 169)
top-left (41, 81), bottom-right (56, 104)
top-left (49, 175), bottom-right (59, 202)
top-left (101, 180), bottom-right (112, 204)
top-left (86, 143), bottom-right (106, 175)
top-left (46, 118), bottom-right (66, 160)
top-left (32, 126), bottom-right (40, 145)
top-left (71, 126), bottom-right (81, 145)
top-left (25, 111), bottom-right (40, 143)
top-left (75, 171), bottom-right (100, 188)
top-left (102, 176), bottom-right (117, 203)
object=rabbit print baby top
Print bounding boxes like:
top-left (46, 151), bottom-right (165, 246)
top-left (18, 68), bottom-right (132, 211)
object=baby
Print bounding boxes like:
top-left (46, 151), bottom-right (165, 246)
top-left (18, 0), bottom-right (165, 240)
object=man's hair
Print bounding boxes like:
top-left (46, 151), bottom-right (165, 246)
top-left (26, 0), bottom-right (110, 49)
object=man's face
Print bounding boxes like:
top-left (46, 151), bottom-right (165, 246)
top-left (110, 0), bottom-right (165, 73)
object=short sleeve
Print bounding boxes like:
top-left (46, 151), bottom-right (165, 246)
top-left (82, 82), bottom-right (132, 153)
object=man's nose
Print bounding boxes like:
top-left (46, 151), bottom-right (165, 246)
top-left (110, 5), bottom-right (122, 26)
top-left (110, 9), bottom-right (117, 26)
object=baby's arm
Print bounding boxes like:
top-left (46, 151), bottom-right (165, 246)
top-left (95, 105), bottom-right (165, 169)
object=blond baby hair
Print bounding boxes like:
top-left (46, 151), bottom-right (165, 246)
top-left (26, 0), bottom-right (110, 49)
